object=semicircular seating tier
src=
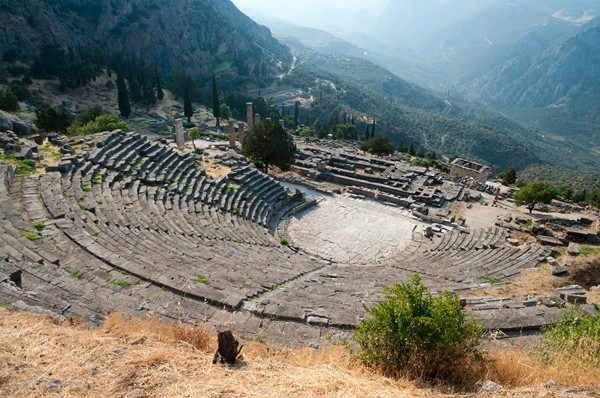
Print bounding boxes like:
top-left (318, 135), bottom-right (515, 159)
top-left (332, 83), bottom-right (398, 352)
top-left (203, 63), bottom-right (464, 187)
top-left (0, 131), bottom-right (548, 332)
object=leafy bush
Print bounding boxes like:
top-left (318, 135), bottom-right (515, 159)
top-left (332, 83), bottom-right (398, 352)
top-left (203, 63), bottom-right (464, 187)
top-left (68, 114), bottom-right (128, 136)
top-left (542, 306), bottom-right (600, 368)
top-left (361, 136), bottom-right (395, 156)
top-left (354, 275), bottom-right (483, 382)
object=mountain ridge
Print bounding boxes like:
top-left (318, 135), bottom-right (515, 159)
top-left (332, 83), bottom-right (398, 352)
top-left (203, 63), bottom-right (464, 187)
top-left (0, 0), bottom-right (291, 78)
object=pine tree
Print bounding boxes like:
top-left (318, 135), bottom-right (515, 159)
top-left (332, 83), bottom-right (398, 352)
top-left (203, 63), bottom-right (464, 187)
top-left (116, 71), bottom-right (131, 118)
top-left (184, 86), bottom-right (193, 123)
top-left (242, 119), bottom-right (296, 173)
top-left (0, 88), bottom-right (20, 112)
top-left (212, 74), bottom-right (220, 127)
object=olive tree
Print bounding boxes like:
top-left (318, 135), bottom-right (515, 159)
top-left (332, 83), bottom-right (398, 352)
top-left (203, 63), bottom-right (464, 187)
top-left (514, 181), bottom-right (558, 213)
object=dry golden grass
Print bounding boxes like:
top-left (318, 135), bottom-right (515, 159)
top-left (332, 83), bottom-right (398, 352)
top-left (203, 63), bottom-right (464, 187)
top-left (0, 309), bottom-right (598, 397)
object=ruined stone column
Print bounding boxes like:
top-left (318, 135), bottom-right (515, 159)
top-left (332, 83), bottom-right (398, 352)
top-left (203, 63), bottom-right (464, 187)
top-left (246, 102), bottom-right (254, 129)
top-left (254, 113), bottom-right (261, 125)
top-left (238, 126), bottom-right (245, 145)
top-left (279, 119), bottom-right (285, 130)
top-left (228, 120), bottom-right (236, 148)
top-left (174, 118), bottom-right (184, 148)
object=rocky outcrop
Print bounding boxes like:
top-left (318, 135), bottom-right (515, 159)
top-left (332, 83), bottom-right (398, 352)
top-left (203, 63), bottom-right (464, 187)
top-left (0, 111), bottom-right (37, 136)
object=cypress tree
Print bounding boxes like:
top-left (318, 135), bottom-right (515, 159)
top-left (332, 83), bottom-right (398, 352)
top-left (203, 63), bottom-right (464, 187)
top-left (371, 119), bottom-right (376, 138)
top-left (155, 65), bottom-right (164, 101)
top-left (408, 141), bottom-right (416, 156)
top-left (212, 74), bottom-right (220, 127)
top-left (294, 101), bottom-right (299, 126)
top-left (365, 125), bottom-right (370, 140)
top-left (116, 71), bottom-right (131, 118)
top-left (183, 86), bottom-right (193, 123)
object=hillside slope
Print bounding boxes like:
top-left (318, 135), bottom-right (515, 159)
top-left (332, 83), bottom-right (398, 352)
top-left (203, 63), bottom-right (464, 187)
top-left (464, 19), bottom-right (600, 150)
top-left (1, 309), bottom-right (599, 397)
top-left (0, 0), bottom-right (291, 77)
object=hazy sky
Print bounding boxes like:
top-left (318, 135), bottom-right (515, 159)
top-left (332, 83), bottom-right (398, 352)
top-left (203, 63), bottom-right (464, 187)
top-left (231, 0), bottom-right (390, 33)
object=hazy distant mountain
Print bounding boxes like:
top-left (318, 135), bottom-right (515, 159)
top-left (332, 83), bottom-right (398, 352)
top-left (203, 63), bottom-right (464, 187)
top-left (463, 18), bottom-right (600, 151)
top-left (0, 0), bottom-right (291, 77)
top-left (374, 0), bottom-right (597, 83)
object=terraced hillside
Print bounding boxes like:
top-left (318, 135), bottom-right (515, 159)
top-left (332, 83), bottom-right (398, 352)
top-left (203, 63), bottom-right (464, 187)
top-left (0, 131), bottom-right (550, 345)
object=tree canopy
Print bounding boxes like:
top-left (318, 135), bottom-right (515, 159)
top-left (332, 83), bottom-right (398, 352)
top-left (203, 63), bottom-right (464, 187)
top-left (72, 114), bottom-right (128, 136)
top-left (514, 181), bottom-right (558, 213)
top-left (361, 136), bottom-right (395, 156)
top-left (35, 107), bottom-right (71, 133)
top-left (242, 119), bottom-right (296, 173)
top-left (497, 166), bottom-right (517, 185)
top-left (0, 88), bottom-right (20, 112)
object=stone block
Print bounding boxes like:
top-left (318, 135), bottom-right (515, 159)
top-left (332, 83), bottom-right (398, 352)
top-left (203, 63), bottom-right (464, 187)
top-left (567, 242), bottom-right (580, 255)
top-left (556, 285), bottom-right (587, 304)
top-left (551, 265), bottom-right (568, 276)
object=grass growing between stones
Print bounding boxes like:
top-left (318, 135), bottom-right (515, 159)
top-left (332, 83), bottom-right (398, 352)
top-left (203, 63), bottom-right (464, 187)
top-left (107, 279), bottom-right (132, 287)
top-left (22, 231), bottom-right (41, 241)
top-left (194, 275), bottom-right (210, 284)
top-left (70, 270), bottom-right (84, 279)
top-left (32, 221), bottom-right (46, 231)
top-left (91, 172), bottom-right (102, 185)
top-left (0, 154), bottom-right (37, 175)
top-left (482, 274), bottom-right (501, 284)
top-left (579, 246), bottom-right (600, 256)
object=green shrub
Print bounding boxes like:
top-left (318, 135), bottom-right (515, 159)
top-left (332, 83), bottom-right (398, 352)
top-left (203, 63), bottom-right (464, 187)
top-left (68, 114), bottom-right (128, 136)
top-left (354, 275), bottom-right (483, 382)
top-left (542, 305), bottom-right (600, 367)
top-left (279, 236), bottom-right (289, 245)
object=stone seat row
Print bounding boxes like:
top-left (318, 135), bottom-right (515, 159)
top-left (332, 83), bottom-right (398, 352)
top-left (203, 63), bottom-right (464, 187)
top-left (396, 238), bottom-right (546, 285)
top-left (426, 226), bottom-right (508, 252)
top-left (34, 163), bottom-right (323, 310)
top-left (84, 131), bottom-right (295, 227)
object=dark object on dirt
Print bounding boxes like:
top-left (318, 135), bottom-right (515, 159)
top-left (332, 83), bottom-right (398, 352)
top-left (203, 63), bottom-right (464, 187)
top-left (212, 330), bottom-right (243, 365)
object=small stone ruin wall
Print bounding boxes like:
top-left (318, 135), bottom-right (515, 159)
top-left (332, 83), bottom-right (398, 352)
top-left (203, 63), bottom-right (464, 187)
top-left (450, 159), bottom-right (491, 184)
